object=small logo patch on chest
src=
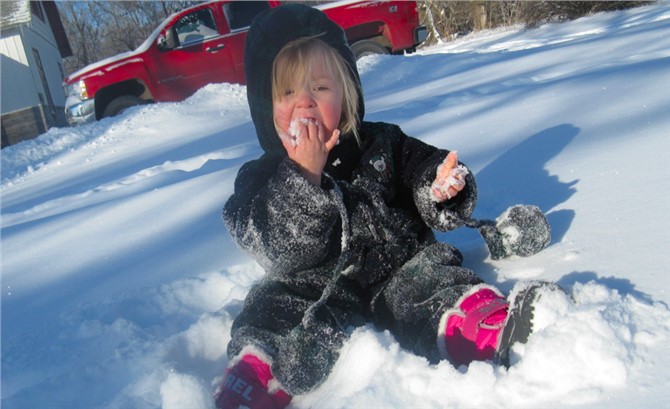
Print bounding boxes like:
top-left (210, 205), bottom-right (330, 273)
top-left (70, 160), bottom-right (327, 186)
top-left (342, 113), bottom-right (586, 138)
top-left (369, 154), bottom-right (391, 179)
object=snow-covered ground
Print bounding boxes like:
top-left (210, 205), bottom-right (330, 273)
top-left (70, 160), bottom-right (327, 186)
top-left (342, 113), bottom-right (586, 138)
top-left (2, 4), bottom-right (670, 408)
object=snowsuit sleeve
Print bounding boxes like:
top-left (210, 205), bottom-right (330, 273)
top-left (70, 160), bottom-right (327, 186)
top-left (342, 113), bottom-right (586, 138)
top-left (223, 154), bottom-right (341, 274)
top-left (389, 124), bottom-right (478, 232)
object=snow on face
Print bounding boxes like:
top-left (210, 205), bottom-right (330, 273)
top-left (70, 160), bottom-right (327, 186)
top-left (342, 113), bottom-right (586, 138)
top-left (279, 117), bottom-right (320, 147)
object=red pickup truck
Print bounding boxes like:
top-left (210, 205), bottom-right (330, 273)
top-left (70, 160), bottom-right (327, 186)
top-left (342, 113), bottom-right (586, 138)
top-left (63, 0), bottom-right (426, 125)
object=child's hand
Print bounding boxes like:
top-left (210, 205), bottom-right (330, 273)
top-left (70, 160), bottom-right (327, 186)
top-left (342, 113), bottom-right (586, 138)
top-left (279, 118), bottom-right (340, 186)
top-left (431, 151), bottom-right (469, 202)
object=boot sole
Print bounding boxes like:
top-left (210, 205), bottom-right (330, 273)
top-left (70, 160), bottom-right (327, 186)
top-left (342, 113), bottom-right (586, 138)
top-left (495, 281), bottom-right (565, 367)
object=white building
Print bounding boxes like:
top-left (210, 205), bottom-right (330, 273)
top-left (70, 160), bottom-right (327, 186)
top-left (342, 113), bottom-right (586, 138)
top-left (1, 0), bottom-right (72, 147)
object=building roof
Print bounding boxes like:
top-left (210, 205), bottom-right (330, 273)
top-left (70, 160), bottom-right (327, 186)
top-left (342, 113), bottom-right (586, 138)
top-left (0, 1), bottom-right (72, 58)
top-left (0, 0), bottom-right (32, 30)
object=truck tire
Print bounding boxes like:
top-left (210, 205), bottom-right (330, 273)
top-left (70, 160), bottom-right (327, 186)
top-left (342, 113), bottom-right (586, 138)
top-left (102, 95), bottom-right (146, 118)
top-left (351, 40), bottom-right (389, 60)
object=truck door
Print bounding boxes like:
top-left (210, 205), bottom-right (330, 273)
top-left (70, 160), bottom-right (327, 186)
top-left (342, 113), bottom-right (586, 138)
top-left (221, 1), bottom-right (272, 82)
top-left (151, 7), bottom-right (238, 101)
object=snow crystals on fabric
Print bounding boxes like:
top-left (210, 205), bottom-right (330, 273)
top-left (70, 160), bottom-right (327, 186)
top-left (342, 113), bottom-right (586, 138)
top-left (496, 205), bottom-right (551, 258)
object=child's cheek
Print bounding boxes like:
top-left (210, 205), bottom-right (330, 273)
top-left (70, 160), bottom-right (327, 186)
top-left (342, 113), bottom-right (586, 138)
top-left (273, 105), bottom-right (292, 133)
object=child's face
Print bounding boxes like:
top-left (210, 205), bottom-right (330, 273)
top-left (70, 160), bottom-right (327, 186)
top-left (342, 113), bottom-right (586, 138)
top-left (273, 54), bottom-right (343, 140)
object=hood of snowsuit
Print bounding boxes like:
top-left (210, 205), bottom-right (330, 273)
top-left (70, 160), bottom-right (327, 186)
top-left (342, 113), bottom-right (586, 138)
top-left (244, 4), bottom-right (365, 156)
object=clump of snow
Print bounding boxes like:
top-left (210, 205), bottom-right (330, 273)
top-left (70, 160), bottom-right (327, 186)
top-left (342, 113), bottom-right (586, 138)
top-left (161, 372), bottom-right (215, 409)
top-left (2, 4), bottom-right (670, 409)
top-left (279, 117), bottom-right (320, 147)
top-left (431, 162), bottom-right (469, 202)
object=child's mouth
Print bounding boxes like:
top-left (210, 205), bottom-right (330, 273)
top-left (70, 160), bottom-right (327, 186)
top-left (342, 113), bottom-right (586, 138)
top-left (288, 117), bottom-right (319, 137)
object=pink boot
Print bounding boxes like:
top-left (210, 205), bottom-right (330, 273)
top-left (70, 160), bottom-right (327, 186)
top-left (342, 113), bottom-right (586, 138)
top-left (438, 285), bottom-right (509, 366)
top-left (439, 282), bottom-right (566, 367)
top-left (214, 348), bottom-right (291, 409)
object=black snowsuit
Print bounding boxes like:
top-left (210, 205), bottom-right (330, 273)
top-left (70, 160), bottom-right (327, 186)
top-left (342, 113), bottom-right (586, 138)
top-left (223, 4), bottom-right (484, 395)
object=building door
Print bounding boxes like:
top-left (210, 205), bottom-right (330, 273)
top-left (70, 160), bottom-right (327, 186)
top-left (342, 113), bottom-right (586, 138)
top-left (32, 48), bottom-right (56, 125)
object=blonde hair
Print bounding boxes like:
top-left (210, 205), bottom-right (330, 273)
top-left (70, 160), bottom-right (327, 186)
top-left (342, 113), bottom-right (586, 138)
top-left (272, 37), bottom-right (360, 144)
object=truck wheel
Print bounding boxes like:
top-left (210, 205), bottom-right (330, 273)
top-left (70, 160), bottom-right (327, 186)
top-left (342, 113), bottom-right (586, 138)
top-left (351, 40), bottom-right (389, 60)
top-left (103, 95), bottom-right (146, 118)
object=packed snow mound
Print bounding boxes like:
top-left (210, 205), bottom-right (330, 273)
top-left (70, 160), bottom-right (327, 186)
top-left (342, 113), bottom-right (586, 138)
top-left (297, 282), bottom-right (669, 408)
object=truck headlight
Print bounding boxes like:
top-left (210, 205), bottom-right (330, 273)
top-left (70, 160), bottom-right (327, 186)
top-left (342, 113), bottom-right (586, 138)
top-left (66, 80), bottom-right (88, 100)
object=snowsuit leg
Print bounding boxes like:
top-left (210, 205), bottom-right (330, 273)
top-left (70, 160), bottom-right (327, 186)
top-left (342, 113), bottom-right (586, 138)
top-left (228, 278), bottom-right (311, 358)
top-left (373, 242), bottom-right (485, 362)
top-left (228, 276), bottom-right (366, 396)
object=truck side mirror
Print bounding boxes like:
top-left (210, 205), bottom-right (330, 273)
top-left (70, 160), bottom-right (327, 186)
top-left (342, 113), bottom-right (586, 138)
top-left (157, 28), bottom-right (177, 51)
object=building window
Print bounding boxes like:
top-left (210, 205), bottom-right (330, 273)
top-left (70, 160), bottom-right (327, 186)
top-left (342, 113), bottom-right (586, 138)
top-left (30, 1), bottom-right (45, 22)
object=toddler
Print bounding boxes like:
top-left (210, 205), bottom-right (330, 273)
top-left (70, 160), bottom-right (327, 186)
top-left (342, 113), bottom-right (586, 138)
top-left (215, 5), bottom-right (559, 409)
